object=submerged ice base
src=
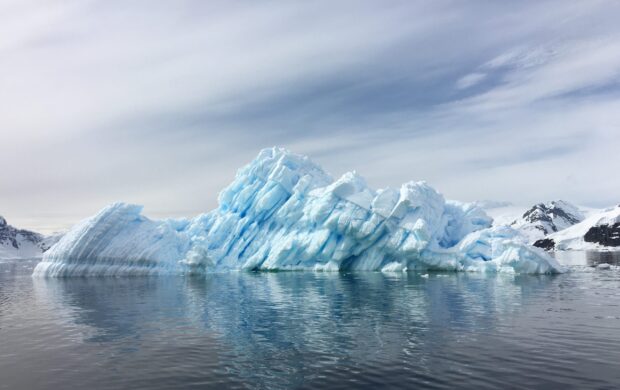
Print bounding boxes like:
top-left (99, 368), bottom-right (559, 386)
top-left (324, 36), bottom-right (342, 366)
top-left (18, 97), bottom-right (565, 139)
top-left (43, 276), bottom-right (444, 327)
top-left (34, 148), bottom-right (564, 277)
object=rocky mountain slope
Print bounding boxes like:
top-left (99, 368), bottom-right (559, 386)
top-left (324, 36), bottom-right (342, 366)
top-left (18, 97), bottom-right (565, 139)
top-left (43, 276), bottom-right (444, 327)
top-left (0, 216), bottom-right (61, 259)
top-left (534, 205), bottom-right (620, 251)
top-left (510, 200), bottom-right (585, 243)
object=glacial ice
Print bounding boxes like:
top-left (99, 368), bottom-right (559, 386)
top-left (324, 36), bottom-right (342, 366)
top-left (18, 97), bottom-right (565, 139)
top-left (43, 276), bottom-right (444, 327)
top-left (33, 148), bottom-right (564, 276)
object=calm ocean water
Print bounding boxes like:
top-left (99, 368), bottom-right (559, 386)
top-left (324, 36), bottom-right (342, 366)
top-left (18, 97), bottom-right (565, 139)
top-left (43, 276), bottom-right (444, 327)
top-left (1, 254), bottom-right (620, 389)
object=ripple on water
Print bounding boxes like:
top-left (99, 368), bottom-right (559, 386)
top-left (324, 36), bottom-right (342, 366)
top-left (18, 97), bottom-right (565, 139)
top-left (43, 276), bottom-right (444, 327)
top-left (1, 258), bottom-right (620, 389)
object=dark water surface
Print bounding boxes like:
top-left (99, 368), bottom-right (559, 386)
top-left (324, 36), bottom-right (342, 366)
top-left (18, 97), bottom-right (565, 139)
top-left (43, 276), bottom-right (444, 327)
top-left (1, 255), bottom-right (620, 390)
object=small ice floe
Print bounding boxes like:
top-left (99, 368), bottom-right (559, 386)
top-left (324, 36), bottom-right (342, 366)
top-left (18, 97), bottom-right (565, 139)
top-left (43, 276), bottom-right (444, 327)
top-left (596, 263), bottom-right (611, 270)
top-left (421, 274), bottom-right (429, 278)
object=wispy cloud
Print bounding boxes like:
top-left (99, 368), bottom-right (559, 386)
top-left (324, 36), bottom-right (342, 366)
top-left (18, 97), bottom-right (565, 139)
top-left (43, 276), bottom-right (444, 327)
top-left (1, 0), bottom-right (619, 232)
top-left (456, 73), bottom-right (487, 90)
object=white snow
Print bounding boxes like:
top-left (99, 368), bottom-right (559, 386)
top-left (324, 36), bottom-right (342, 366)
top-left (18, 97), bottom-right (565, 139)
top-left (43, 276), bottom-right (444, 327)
top-left (0, 216), bottom-right (62, 260)
top-left (485, 205), bottom-right (527, 227)
top-left (33, 148), bottom-right (564, 276)
top-left (509, 200), bottom-right (584, 243)
top-left (0, 238), bottom-right (42, 260)
top-left (479, 200), bottom-right (604, 244)
top-left (547, 206), bottom-right (620, 250)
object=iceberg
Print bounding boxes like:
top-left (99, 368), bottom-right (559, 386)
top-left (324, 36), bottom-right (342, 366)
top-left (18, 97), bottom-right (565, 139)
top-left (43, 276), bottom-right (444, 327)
top-left (33, 148), bottom-right (564, 276)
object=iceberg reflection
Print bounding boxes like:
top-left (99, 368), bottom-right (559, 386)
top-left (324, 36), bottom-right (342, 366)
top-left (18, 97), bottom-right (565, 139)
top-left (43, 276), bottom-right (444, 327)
top-left (32, 270), bottom-right (558, 388)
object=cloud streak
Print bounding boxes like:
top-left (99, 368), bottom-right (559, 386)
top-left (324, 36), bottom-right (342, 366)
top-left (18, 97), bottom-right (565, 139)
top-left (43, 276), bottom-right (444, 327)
top-left (1, 0), bottom-right (619, 232)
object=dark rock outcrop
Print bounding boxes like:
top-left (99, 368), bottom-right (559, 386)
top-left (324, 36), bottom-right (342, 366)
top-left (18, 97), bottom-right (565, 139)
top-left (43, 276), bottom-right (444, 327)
top-left (584, 223), bottom-right (620, 247)
top-left (0, 216), bottom-right (45, 250)
top-left (533, 238), bottom-right (556, 250)
top-left (516, 201), bottom-right (583, 235)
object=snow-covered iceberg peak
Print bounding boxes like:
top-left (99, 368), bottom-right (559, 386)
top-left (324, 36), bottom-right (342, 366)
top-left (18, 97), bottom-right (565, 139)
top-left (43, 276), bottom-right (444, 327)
top-left (34, 147), bottom-right (564, 276)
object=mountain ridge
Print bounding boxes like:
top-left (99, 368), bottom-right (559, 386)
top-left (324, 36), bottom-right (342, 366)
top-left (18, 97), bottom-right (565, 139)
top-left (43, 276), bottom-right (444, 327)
top-left (0, 216), bottom-right (62, 259)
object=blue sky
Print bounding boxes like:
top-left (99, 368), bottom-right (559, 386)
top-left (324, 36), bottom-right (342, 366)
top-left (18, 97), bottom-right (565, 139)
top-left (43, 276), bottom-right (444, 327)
top-left (1, 0), bottom-right (619, 232)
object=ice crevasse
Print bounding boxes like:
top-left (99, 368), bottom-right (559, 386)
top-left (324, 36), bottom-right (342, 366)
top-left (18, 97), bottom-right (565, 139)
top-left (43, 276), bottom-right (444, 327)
top-left (33, 148), bottom-right (564, 276)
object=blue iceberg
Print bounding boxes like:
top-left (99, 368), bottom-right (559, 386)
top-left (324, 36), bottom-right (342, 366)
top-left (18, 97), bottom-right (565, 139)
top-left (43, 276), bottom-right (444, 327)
top-left (33, 148), bottom-right (564, 276)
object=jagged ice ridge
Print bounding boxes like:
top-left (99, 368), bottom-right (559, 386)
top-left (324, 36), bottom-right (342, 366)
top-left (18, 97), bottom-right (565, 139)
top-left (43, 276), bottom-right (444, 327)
top-left (34, 148), bottom-right (564, 276)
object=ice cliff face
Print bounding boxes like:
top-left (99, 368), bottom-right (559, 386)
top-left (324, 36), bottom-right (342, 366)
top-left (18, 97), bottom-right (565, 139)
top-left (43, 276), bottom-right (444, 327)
top-left (34, 148), bottom-right (564, 276)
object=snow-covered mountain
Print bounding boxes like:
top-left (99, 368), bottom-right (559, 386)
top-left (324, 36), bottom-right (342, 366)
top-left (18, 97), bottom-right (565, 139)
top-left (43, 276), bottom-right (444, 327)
top-left (0, 216), bottom-right (62, 260)
top-left (510, 200), bottom-right (585, 243)
top-left (475, 201), bottom-right (525, 227)
top-left (475, 200), bottom-right (588, 242)
top-left (534, 205), bottom-right (620, 251)
top-left (479, 199), bottom-right (620, 251)
top-left (34, 148), bottom-right (563, 277)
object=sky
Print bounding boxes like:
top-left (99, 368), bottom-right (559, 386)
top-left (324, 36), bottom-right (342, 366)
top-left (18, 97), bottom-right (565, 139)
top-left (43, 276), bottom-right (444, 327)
top-left (1, 0), bottom-right (620, 233)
